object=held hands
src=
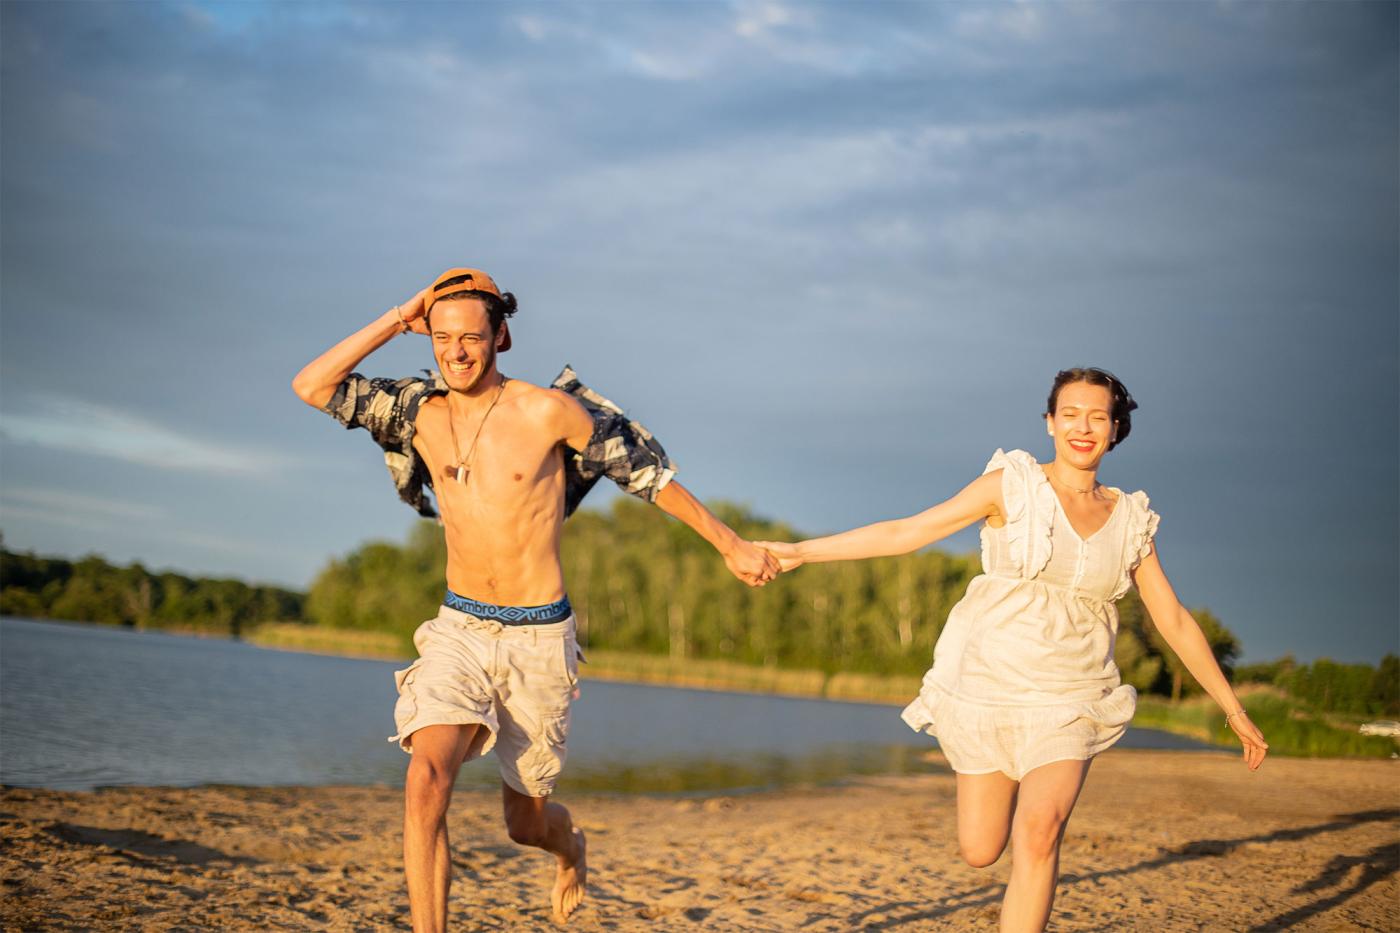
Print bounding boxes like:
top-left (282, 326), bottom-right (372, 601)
top-left (1227, 710), bottom-right (1269, 771)
top-left (725, 539), bottom-right (782, 588)
top-left (752, 541), bottom-right (803, 573)
top-left (721, 539), bottom-right (804, 588)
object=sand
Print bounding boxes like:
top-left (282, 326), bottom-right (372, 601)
top-left (2, 751), bottom-right (1396, 931)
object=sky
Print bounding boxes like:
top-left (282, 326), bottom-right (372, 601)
top-left (1, 1), bottom-right (1395, 665)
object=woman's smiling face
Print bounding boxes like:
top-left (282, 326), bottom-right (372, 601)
top-left (1046, 380), bottom-right (1116, 469)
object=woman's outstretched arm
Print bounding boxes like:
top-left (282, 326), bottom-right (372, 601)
top-left (755, 470), bottom-right (1003, 571)
top-left (1133, 548), bottom-right (1269, 770)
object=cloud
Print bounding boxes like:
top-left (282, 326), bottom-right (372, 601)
top-left (514, 14), bottom-right (549, 43)
top-left (508, 11), bottom-right (717, 81)
top-left (954, 4), bottom-right (1046, 42)
top-left (733, 1), bottom-right (801, 40)
top-left (1, 487), bottom-right (162, 522)
top-left (729, 1), bottom-right (880, 75)
top-left (611, 44), bottom-right (706, 82)
top-left (0, 0), bottom-right (1393, 660)
top-left (0, 397), bottom-right (290, 476)
top-left (508, 3), bottom-right (869, 82)
top-left (0, 485), bottom-right (298, 563)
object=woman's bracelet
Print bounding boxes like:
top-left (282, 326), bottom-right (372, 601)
top-left (1225, 708), bottom-right (1249, 724)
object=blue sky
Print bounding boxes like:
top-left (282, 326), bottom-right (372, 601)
top-left (1, 1), bottom-right (1395, 664)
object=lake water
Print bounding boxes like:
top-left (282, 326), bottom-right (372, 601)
top-left (0, 617), bottom-right (1218, 793)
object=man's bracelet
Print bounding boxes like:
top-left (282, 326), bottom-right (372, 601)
top-left (393, 305), bottom-right (410, 334)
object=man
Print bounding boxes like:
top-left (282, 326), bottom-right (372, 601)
top-left (292, 268), bottom-right (777, 929)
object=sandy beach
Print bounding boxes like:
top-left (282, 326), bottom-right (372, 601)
top-left (2, 750), bottom-right (1395, 931)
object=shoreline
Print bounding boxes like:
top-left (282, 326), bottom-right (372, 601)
top-left (9, 617), bottom-right (1393, 758)
top-left (245, 621), bottom-right (928, 705)
top-left (237, 624), bottom-right (1400, 758)
top-left (3, 751), bottom-right (1395, 931)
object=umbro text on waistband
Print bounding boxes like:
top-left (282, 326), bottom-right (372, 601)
top-left (443, 590), bottom-right (573, 625)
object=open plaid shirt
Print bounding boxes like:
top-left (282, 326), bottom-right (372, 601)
top-left (321, 365), bottom-right (676, 520)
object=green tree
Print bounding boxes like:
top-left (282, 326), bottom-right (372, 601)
top-left (1146, 608), bottom-right (1239, 703)
top-left (1371, 655), bottom-right (1399, 717)
top-left (1, 545), bottom-right (303, 634)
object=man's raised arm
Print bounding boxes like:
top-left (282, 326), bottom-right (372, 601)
top-left (291, 288), bottom-right (429, 408)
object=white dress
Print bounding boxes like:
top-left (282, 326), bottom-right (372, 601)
top-left (901, 449), bottom-right (1161, 779)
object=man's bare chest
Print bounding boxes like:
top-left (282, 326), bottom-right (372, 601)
top-left (412, 403), bottom-right (563, 504)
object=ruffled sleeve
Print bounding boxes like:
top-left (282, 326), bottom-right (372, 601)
top-left (982, 449), bottom-right (1055, 579)
top-left (1125, 491), bottom-right (1160, 567)
top-left (1112, 490), bottom-right (1161, 599)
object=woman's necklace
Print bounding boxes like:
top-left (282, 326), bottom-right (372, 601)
top-left (1047, 469), bottom-right (1098, 495)
top-left (445, 376), bottom-right (508, 485)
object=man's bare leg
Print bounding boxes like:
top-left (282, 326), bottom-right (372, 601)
top-left (404, 724), bottom-right (482, 933)
top-left (501, 783), bottom-right (588, 922)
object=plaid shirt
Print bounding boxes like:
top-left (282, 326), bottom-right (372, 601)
top-left (321, 365), bottom-right (676, 519)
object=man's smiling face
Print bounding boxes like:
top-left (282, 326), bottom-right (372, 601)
top-left (430, 298), bottom-right (501, 393)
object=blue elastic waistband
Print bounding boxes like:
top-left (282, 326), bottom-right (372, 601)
top-left (443, 590), bottom-right (573, 625)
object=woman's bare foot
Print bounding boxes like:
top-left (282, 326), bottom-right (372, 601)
top-left (551, 827), bottom-right (587, 923)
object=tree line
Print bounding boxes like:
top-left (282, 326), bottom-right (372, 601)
top-left (4, 502), bottom-right (1395, 717)
top-left (302, 500), bottom-right (1257, 703)
top-left (0, 545), bottom-right (303, 636)
top-left (1235, 655), bottom-right (1399, 718)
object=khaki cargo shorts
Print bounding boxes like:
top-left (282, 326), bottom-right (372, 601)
top-left (389, 605), bottom-right (581, 797)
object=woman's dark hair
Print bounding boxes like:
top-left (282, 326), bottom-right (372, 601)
top-left (429, 289), bottom-right (518, 333)
top-left (1046, 367), bottom-right (1137, 450)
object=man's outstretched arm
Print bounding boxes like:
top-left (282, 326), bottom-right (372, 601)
top-left (654, 482), bottom-right (780, 588)
top-left (552, 393), bottom-right (778, 588)
top-left (292, 288), bottom-right (428, 408)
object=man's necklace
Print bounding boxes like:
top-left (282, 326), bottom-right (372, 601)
top-left (445, 376), bottom-right (508, 485)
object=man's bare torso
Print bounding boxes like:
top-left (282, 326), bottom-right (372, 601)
top-left (411, 379), bottom-right (571, 605)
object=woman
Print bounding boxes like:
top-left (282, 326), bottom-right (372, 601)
top-left (757, 368), bottom-right (1268, 933)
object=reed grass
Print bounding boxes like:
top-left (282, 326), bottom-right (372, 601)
top-left (246, 622), bottom-right (406, 660)
top-left (1135, 685), bottom-right (1396, 759)
top-left (243, 625), bottom-right (1397, 758)
top-left (580, 649), bottom-right (921, 704)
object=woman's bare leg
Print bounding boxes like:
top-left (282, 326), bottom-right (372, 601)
top-left (955, 770), bottom-right (1019, 867)
top-left (1000, 758), bottom-right (1091, 933)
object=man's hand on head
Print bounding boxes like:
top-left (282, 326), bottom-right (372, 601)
top-left (724, 539), bottom-right (781, 588)
top-left (398, 287), bottom-right (432, 335)
top-left (291, 285), bottom-right (434, 410)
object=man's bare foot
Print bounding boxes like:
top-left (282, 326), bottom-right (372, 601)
top-left (551, 827), bottom-right (587, 923)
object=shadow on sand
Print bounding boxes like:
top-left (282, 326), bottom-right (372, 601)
top-left (856, 808), bottom-right (1399, 931)
top-left (43, 822), bottom-right (261, 868)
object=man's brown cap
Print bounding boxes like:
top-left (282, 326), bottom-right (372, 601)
top-left (425, 267), bottom-right (510, 351)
